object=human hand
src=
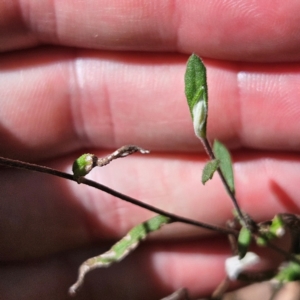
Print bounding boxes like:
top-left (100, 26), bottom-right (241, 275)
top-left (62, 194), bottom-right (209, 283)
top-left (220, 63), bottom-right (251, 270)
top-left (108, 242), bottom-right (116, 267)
top-left (1, 1), bottom-right (300, 299)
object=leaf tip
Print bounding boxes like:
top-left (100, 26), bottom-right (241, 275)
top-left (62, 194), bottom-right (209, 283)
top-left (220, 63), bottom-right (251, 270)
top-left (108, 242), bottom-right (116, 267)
top-left (68, 264), bottom-right (91, 296)
top-left (202, 159), bottom-right (219, 185)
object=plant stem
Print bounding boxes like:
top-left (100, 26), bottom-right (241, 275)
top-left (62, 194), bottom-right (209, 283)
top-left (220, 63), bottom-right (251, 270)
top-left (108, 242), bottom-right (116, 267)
top-left (1, 156), bottom-right (298, 267)
top-left (201, 138), bottom-right (248, 229)
top-left (0, 155), bottom-right (236, 235)
top-left (261, 238), bottom-right (300, 265)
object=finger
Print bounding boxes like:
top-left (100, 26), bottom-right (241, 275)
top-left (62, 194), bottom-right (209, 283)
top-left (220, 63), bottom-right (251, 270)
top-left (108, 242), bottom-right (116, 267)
top-left (1, 49), bottom-right (300, 161)
top-left (2, 1), bottom-right (300, 62)
top-left (0, 239), bottom-right (232, 300)
top-left (1, 150), bottom-right (300, 260)
top-left (1, 236), bottom-right (288, 300)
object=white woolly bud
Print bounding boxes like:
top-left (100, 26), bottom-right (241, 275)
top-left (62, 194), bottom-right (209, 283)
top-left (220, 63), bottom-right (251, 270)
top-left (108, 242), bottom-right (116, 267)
top-left (192, 99), bottom-right (207, 138)
top-left (225, 252), bottom-right (260, 280)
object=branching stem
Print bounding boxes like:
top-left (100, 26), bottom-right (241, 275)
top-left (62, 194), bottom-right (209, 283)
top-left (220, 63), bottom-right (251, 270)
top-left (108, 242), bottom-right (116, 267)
top-left (0, 155), bottom-right (236, 236)
top-left (1, 155), bottom-right (297, 264)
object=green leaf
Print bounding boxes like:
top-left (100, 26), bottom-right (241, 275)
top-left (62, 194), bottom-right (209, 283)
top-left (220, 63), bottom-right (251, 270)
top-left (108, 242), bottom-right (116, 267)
top-left (269, 214), bottom-right (285, 237)
top-left (255, 235), bottom-right (269, 246)
top-left (255, 215), bottom-right (285, 247)
top-left (213, 140), bottom-right (235, 195)
top-left (274, 257), bottom-right (300, 283)
top-left (202, 159), bottom-right (219, 184)
top-left (72, 153), bottom-right (97, 183)
top-left (238, 226), bottom-right (252, 259)
top-left (69, 215), bottom-right (172, 296)
top-left (184, 54), bottom-right (208, 139)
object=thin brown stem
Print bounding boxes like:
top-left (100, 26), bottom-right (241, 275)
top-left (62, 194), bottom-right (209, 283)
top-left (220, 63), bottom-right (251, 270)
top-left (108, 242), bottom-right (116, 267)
top-left (0, 155), bottom-right (236, 235)
top-left (263, 239), bottom-right (300, 264)
top-left (2, 155), bottom-right (300, 283)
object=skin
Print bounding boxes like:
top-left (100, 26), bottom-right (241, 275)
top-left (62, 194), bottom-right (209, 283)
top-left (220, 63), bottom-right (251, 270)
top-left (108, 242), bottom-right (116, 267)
top-left (1, 0), bottom-right (300, 299)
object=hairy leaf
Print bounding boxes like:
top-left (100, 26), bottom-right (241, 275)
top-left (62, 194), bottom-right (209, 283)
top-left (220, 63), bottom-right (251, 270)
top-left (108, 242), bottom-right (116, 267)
top-left (69, 215), bottom-right (172, 296)
top-left (269, 214), bottom-right (285, 237)
top-left (184, 54), bottom-right (208, 139)
top-left (256, 215), bottom-right (286, 247)
top-left (238, 226), bottom-right (251, 259)
top-left (202, 159), bottom-right (219, 184)
top-left (213, 140), bottom-right (235, 195)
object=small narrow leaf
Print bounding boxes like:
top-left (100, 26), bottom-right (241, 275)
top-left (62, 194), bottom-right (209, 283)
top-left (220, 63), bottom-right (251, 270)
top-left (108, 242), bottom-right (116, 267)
top-left (184, 54), bottom-right (208, 139)
top-left (269, 214), bottom-right (285, 238)
top-left (213, 140), bottom-right (235, 195)
top-left (202, 159), bottom-right (219, 184)
top-left (238, 226), bottom-right (252, 259)
top-left (256, 215), bottom-right (285, 246)
top-left (69, 215), bottom-right (172, 296)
